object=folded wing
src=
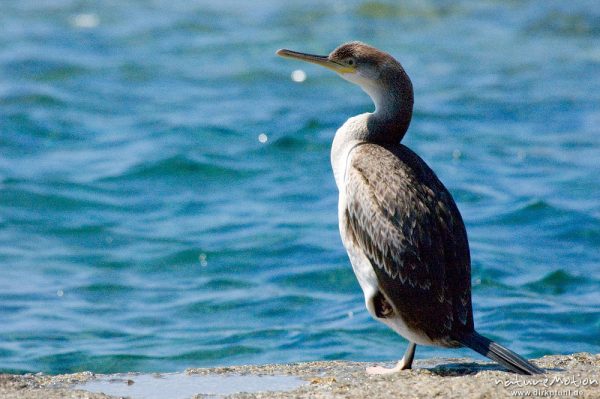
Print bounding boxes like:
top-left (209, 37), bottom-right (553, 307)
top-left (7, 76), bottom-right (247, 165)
top-left (344, 143), bottom-right (473, 343)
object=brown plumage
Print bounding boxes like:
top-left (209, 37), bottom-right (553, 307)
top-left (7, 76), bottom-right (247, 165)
top-left (277, 41), bottom-right (543, 375)
top-left (344, 143), bottom-right (472, 345)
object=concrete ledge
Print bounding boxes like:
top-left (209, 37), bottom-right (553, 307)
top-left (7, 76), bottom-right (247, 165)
top-left (1, 353), bottom-right (598, 398)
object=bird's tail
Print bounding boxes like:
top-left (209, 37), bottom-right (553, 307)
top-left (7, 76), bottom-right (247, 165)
top-left (456, 331), bottom-right (543, 375)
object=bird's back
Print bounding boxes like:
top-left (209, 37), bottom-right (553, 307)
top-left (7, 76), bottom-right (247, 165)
top-left (343, 142), bottom-right (474, 345)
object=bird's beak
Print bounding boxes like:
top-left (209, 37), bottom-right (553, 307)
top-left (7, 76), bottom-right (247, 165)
top-left (276, 49), bottom-right (355, 74)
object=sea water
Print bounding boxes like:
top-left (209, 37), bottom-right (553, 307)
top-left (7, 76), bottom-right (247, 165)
top-left (1, 0), bottom-right (599, 374)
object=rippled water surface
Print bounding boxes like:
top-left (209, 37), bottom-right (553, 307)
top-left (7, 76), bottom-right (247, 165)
top-left (1, 0), bottom-right (599, 374)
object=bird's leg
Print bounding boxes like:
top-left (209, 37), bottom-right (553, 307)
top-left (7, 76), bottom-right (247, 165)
top-left (366, 342), bottom-right (416, 375)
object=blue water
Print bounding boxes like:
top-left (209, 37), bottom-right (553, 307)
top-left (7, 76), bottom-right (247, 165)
top-left (1, 0), bottom-right (599, 375)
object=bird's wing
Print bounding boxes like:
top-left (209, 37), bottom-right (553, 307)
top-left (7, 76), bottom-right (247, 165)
top-left (344, 143), bottom-right (472, 341)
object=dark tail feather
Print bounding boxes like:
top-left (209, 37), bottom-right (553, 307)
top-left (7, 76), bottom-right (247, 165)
top-left (457, 331), bottom-right (544, 375)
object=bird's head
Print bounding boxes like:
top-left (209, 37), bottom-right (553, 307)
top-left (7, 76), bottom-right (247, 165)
top-left (276, 41), bottom-right (391, 82)
top-left (277, 42), bottom-right (412, 120)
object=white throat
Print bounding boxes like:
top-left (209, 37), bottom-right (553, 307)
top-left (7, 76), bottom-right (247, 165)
top-left (340, 72), bottom-right (390, 117)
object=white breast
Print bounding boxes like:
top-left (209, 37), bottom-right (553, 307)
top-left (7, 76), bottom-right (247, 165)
top-left (330, 114), bottom-right (378, 305)
top-left (330, 113), bottom-right (369, 190)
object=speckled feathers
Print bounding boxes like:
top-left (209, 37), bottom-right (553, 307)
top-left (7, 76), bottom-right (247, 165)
top-left (344, 143), bottom-right (473, 344)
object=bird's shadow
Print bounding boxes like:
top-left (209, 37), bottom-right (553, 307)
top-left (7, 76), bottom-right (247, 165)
top-left (424, 362), bottom-right (555, 376)
top-left (425, 361), bottom-right (502, 376)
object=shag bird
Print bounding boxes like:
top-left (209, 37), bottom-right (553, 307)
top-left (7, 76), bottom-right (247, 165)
top-left (277, 42), bottom-right (542, 375)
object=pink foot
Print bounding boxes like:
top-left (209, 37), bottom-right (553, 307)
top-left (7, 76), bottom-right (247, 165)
top-left (367, 365), bottom-right (399, 375)
top-left (366, 361), bottom-right (410, 375)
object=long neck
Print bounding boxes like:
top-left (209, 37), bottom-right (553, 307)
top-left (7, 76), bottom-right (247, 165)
top-left (363, 69), bottom-right (413, 143)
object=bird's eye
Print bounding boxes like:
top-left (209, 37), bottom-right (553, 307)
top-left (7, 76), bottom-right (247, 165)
top-left (347, 58), bottom-right (355, 66)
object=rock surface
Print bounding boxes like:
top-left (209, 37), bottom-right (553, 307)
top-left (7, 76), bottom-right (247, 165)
top-left (1, 353), bottom-right (598, 398)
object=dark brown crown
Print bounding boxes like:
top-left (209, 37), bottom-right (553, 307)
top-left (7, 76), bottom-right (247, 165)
top-left (329, 41), bottom-right (398, 68)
